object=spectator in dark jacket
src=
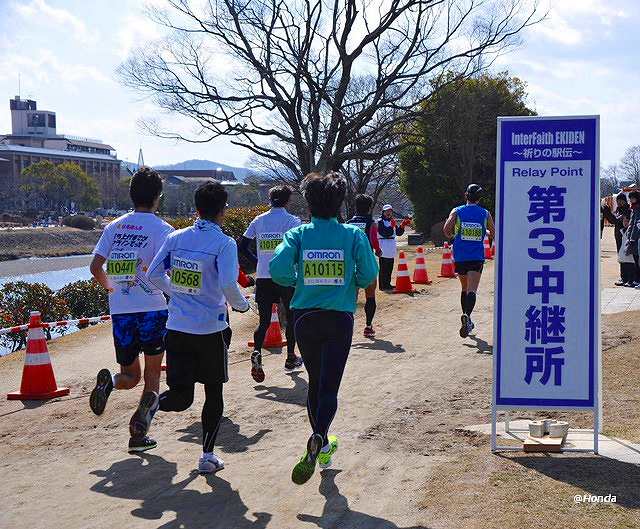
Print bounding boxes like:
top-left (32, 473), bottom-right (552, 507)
top-left (611, 193), bottom-right (633, 286)
top-left (625, 191), bottom-right (640, 287)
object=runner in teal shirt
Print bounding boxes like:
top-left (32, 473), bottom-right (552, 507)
top-left (270, 171), bottom-right (378, 485)
top-left (269, 217), bottom-right (378, 313)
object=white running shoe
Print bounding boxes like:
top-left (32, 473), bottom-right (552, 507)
top-left (198, 453), bottom-right (225, 474)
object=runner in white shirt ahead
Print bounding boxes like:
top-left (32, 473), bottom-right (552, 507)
top-left (239, 185), bottom-right (303, 383)
top-left (89, 166), bottom-right (174, 453)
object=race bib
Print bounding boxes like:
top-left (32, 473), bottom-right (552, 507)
top-left (170, 257), bottom-right (203, 295)
top-left (351, 222), bottom-right (367, 232)
top-left (106, 250), bottom-right (138, 282)
top-left (258, 232), bottom-right (283, 253)
top-left (302, 249), bottom-right (345, 286)
top-left (460, 222), bottom-right (484, 241)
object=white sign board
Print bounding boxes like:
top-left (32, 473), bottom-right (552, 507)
top-left (493, 115), bottom-right (600, 410)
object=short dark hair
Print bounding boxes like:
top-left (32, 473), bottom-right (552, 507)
top-left (616, 192), bottom-right (628, 203)
top-left (355, 194), bottom-right (374, 216)
top-left (269, 185), bottom-right (292, 207)
top-left (195, 180), bottom-right (228, 220)
top-left (301, 172), bottom-right (346, 219)
top-left (629, 191), bottom-right (640, 202)
top-left (130, 166), bottom-right (163, 208)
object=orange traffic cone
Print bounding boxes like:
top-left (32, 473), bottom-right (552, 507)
top-left (248, 303), bottom-right (287, 349)
top-left (7, 312), bottom-right (70, 400)
top-left (412, 246), bottom-right (432, 285)
top-left (393, 251), bottom-right (417, 293)
top-left (438, 243), bottom-right (457, 278)
top-left (484, 235), bottom-right (493, 260)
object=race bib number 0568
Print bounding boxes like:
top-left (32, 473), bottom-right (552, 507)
top-left (170, 257), bottom-right (203, 295)
top-left (460, 222), bottom-right (484, 241)
top-left (258, 232), bottom-right (283, 253)
top-left (303, 249), bottom-right (345, 285)
top-left (107, 251), bottom-right (138, 282)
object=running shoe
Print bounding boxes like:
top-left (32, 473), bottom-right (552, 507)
top-left (129, 391), bottom-right (159, 439)
top-left (615, 280), bottom-right (626, 286)
top-left (284, 356), bottom-right (304, 371)
top-left (459, 314), bottom-right (470, 338)
top-left (198, 453), bottom-right (225, 474)
top-left (292, 433), bottom-right (323, 485)
top-left (90, 368), bottom-right (113, 416)
top-left (468, 319), bottom-right (475, 334)
top-left (128, 435), bottom-right (157, 453)
top-left (317, 435), bottom-right (339, 469)
top-left (363, 326), bottom-right (376, 338)
top-left (251, 350), bottom-right (265, 383)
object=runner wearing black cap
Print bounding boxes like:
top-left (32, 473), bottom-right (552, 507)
top-left (443, 184), bottom-right (495, 338)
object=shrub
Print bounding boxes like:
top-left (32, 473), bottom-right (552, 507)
top-left (56, 280), bottom-right (109, 325)
top-left (0, 282), bottom-right (69, 352)
top-left (166, 205), bottom-right (269, 240)
top-left (62, 215), bottom-right (96, 230)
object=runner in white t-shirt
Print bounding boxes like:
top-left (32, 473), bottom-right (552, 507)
top-left (238, 185), bottom-right (303, 382)
top-left (88, 167), bottom-right (174, 453)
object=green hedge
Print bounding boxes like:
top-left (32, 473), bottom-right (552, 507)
top-left (62, 215), bottom-right (96, 230)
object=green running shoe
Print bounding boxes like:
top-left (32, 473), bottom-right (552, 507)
top-left (292, 433), bottom-right (323, 485)
top-left (317, 435), bottom-right (339, 469)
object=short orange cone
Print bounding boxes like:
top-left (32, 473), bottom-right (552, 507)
top-left (393, 251), bottom-right (417, 293)
top-left (412, 246), bottom-right (432, 284)
top-left (483, 235), bottom-right (493, 260)
top-left (7, 311), bottom-right (70, 400)
top-left (248, 303), bottom-right (287, 348)
top-left (438, 243), bottom-right (457, 278)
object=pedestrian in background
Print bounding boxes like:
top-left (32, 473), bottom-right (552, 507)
top-left (376, 205), bottom-right (411, 291)
top-left (624, 191), bottom-right (640, 288)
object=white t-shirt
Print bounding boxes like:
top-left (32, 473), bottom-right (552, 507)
top-left (243, 208), bottom-right (301, 278)
top-left (93, 211), bottom-right (174, 315)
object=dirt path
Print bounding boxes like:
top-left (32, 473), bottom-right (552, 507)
top-left (0, 229), bottom-right (638, 529)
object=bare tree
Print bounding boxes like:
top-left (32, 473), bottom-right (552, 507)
top-left (600, 164), bottom-right (620, 197)
top-left (620, 146), bottom-right (640, 186)
top-left (119, 0), bottom-right (540, 183)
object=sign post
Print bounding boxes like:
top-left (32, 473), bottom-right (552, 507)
top-left (492, 115), bottom-right (601, 453)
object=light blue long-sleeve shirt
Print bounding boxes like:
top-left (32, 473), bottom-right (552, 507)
top-left (269, 217), bottom-right (379, 313)
top-left (147, 219), bottom-right (248, 334)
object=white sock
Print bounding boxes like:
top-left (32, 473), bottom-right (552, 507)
top-left (203, 451), bottom-right (214, 459)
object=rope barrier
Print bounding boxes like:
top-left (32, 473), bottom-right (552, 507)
top-left (0, 315), bottom-right (111, 336)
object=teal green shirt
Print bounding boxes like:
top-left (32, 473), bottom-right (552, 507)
top-left (269, 217), bottom-right (379, 313)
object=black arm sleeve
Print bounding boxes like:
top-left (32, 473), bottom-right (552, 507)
top-left (238, 236), bottom-right (258, 269)
top-left (395, 225), bottom-right (405, 237)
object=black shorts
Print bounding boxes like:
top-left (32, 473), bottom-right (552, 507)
top-left (454, 260), bottom-right (484, 276)
top-left (165, 328), bottom-right (231, 386)
top-left (255, 278), bottom-right (294, 306)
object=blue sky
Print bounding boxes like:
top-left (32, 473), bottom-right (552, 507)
top-left (0, 0), bottom-right (638, 167)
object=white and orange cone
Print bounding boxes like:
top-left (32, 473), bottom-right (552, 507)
top-left (412, 246), bottom-right (432, 285)
top-left (393, 251), bottom-right (417, 293)
top-left (438, 243), bottom-right (457, 278)
top-left (248, 303), bottom-right (287, 349)
top-left (484, 234), bottom-right (493, 260)
top-left (7, 311), bottom-right (70, 400)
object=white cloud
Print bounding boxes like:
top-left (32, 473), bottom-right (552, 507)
top-left (13, 0), bottom-right (98, 44)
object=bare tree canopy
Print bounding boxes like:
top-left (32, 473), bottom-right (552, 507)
top-left (119, 0), bottom-right (540, 181)
top-left (620, 146), bottom-right (640, 187)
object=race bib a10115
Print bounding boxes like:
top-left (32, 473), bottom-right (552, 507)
top-left (258, 232), bottom-right (283, 253)
top-left (170, 257), bottom-right (203, 295)
top-left (302, 249), bottom-right (345, 285)
top-left (460, 222), bottom-right (484, 241)
top-left (107, 250), bottom-right (138, 282)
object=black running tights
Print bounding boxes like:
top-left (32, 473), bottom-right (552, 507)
top-left (294, 309), bottom-right (353, 446)
top-left (159, 382), bottom-right (223, 453)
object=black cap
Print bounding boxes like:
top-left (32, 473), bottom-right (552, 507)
top-left (466, 183), bottom-right (483, 196)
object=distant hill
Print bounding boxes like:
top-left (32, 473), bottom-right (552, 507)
top-left (155, 159), bottom-right (254, 181)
